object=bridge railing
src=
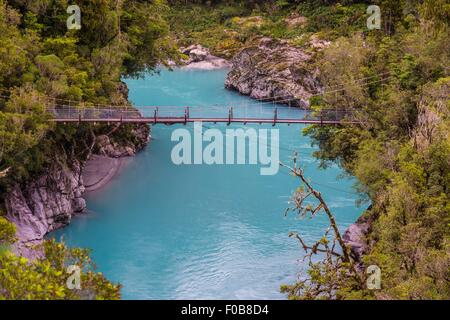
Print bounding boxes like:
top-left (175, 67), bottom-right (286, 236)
top-left (47, 105), bottom-right (143, 120)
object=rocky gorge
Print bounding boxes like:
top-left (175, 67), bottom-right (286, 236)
top-left (4, 38), bottom-right (370, 263)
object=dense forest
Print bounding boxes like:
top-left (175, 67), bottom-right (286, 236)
top-left (0, 0), bottom-right (176, 299)
top-left (0, 0), bottom-right (449, 299)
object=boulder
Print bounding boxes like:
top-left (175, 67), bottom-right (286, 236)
top-left (180, 44), bottom-right (231, 70)
top-left (225, 37), bottom-right (321, 108)
top-left (181, 44), bottom-right (210, 62)
top-left (96, 125), bottom-right (150, 158)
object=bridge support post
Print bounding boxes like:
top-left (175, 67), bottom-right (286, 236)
top-left (184, 107), bottom-right (189, 125)
top-left (78, 111), bottom-right (82, 124)
top-left (320, 110), bottom-right (323, 126)
top-left (228, 107), bottom-right (233, 126)
top-left (154, 107), bottom-right (158, 125)
top-left (273, 108), bottom-right (278, 127)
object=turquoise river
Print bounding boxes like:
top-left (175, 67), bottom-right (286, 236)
top-left (52, 68), bottom-right (362, 300)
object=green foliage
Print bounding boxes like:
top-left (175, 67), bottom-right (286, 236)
top-left (295, 1), bottom-right (367, 36)
top-left (0, 89), bottom-right (51, 181)
top-left (167, 3), bottom-right (253, 58)
top-left (1, 0), bottom-right (448, 300)
top-left (300, 2), bottom-right (450, 299)
top-left (0, 0), bottom-right (177, 299)
top-left (0, 216), bottom-right (16, 246)
top-left (0, 239), bottom-right (121, 300)
top-left (0, 208), bottom-right (120, 300)
top-left (0, 0), bottom-right (176, 180)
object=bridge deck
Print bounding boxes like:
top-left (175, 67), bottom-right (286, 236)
top-left (50, 117), bottom-right (354, 125)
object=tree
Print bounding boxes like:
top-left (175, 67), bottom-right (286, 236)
top-left (280, 155), bottom-right (367, 300)
top-left (303, 1), bottom-right (449, 299)
top-left (0, 213), bottom-right (120, 300)
top-left (0, 0), bottom-right (174, 299)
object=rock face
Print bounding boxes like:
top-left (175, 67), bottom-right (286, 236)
top-left (225, 37), bottom-right (321, 108)
top-left (96, 135), bottom-right (136, 158)
top-left (96, 125), bottom-right (150, 158)
top-left (5, 160), bottom-right (86, 257)
top-left (343, 213), bottom-right (374, 268)
top-left (180, 44), bottom-right (230, 70)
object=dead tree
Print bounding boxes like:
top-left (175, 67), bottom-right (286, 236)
top-left (280, 154), bottom-right (364, 299)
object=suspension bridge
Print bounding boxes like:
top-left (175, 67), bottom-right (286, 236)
top-left (46, 104), bottom-right (359, 126)
top-left (1, 71), bottom-right (393, 126)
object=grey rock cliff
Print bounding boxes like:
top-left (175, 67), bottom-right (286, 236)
top-left (225, 37), bottom-right (322, 108)
top-left (343, 212), bottom-right (375, 269)
top-left (5, 160), bottom-right (86, 256)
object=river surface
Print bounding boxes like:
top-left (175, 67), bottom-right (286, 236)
top-left (51, 69), bottom-right (361, 300)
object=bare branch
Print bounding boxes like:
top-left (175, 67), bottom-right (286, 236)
top-left (280, 153), bottom-right (366, 298)
top-left (281, 159), bottom-right (352, 263)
